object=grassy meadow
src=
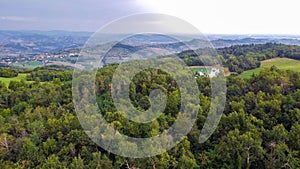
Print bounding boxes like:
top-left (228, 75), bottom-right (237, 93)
top-left (239, 58), bottom-right (300, 78)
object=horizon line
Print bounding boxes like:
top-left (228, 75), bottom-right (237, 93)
top-left (1, 29), bottom-right (300, 36)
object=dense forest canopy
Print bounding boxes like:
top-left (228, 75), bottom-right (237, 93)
top-left (0, 43), bottom-right (299, 168)
top-left (26, 66), bottom-right (73, 82)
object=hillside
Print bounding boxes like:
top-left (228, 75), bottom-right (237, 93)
top-left (0, 65), bottom-right (300, 168)
top-left (239, 58), bottom-right (300, 78)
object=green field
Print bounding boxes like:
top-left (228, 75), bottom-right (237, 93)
top-left (11, 61), bottom-right (43, 69)
top-left (239, 58), bottom-right (300, 78)
top-left (0, 73), bottom-right (34, 87)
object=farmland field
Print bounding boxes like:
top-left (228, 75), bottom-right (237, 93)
top-left (239, 58), bottom-right (300, 78)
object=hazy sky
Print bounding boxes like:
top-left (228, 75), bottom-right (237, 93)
top-left (0, 0), bottom-right (146, 31)
top-left (1, 0), bottom-right (300, 34)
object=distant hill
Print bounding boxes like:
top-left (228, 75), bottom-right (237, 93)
top-left (2, 31), bottom-right (300, 68)
top-left (2, 31), bottom-right (300, 58)
top-left (0, 30), bottom-right (90, 56)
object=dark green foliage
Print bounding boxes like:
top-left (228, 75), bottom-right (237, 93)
top-left (27, 66), bottom-right (72, 82)
top-left (0, 68), bottom-right (18, 78)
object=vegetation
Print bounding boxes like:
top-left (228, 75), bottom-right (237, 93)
top-left (240, 58), bottom-right (300, 78)
top-left (26, 65), bottom-right (73, 82)
top-left (180, 43), bottom-right (300, 74)
top-left (0, 68), bottom-right (18, 78)
top-left (0, 62), bottom-right (299, 168)
top-left (1, 43), bottom-right (300, 168)
top-left (0, 73), bottom-right (34, 87)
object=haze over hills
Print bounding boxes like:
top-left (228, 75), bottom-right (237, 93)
top-left (1, 30), bottom-right (300, 68)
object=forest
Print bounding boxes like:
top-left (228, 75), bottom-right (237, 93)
top-left (0, 44), bottom-right (299, 168)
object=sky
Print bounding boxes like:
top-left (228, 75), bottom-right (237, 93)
top-left (1, 0), bottom-right (300, 34)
